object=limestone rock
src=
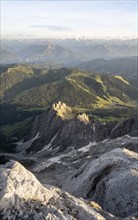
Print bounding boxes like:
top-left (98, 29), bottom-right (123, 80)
top-left (65, 148), bottom-right (138, 218)
top-left (0, 160), bottom-right (117, 220)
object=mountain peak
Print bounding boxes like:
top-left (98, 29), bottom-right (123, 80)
top-left (77, 113), bottom-right (89, 124)
top-left (52, 101), bottom-right (73, 119)
top-left (46, 41), bottom-right (53, 49)
top-left (42, 41), bottom-right (54, 49)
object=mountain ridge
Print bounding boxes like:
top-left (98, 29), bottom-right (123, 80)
top-left (1, 38), bottom-right (137, 64)
top-left (1, 65), bottom-right (137, 109)
top-left (22, 102), bottom-right (138, 154)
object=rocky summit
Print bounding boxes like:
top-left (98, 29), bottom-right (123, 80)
top-left (0, 160), bottom-right (118, 220)
top-left (25, 102), bottom-right (137, 154)
top-left (52, 101), bottom-right (73, 120)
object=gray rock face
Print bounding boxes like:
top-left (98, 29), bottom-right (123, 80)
top-left (129, 117), bottom-right (138, 137)
top-left (64, 148), bottom-right (138, 218)
top-left (0, 160), bottom-right (117, 220)
top-left (109, 118), bottom-right (136, 138)
top-left (25, 102), bottom-right (137, 154)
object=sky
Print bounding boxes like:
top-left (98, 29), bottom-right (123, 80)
top-left (1, 0), bottom-right (138, 39)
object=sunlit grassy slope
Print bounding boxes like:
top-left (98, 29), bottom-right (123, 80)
top-left (1, 65), bottom-right (136, 108)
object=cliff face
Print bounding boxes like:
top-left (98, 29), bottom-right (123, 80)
top-left (25, 102), bottom-right (137, 154)
top-left (0, 160), bottom-right (117, 220)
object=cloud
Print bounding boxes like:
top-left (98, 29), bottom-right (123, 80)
top-left (31, 25), bottom-right (71, 31)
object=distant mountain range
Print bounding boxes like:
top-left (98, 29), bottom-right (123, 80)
top-left (0, 49), bottom-right (23, 64)
top-left (16, 42), bottom-right (82, 65)
top-left (0, 42), bottom-right (81, 65)
top-left (1, 38), bottom-right (137, 65)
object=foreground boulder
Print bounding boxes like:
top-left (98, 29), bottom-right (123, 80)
top-left (64, 148), bottom-right (138, 218)
top-left (0, 160), bottom-right (117, 220)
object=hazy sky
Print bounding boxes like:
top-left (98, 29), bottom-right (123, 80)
top-left (1, 0), bottom-right (137, 39)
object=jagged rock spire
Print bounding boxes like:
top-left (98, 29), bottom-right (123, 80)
top-left (77, 113), bottom-right (89, 124)
top-left (52, 101), bottom-right (73, 119)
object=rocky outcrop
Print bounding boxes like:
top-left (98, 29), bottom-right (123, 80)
top-left (52, 101), bottom-right (73, 119)
top-left (109, 118), bottom-right (136, 138)
top-left (64, 148), bottom-right (138, 218)
top-left (129, 117), bottom-right (138, 137)
top-left (0, 160), bottom-right (117, 220)
top-left (77, 113), bottom-right (89, 124)
top-left (25, 102), bottom-right (137, 154)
